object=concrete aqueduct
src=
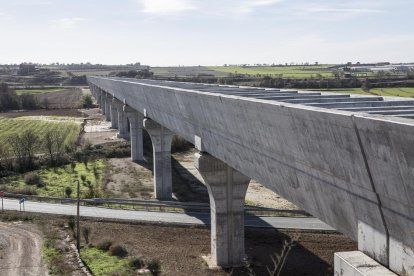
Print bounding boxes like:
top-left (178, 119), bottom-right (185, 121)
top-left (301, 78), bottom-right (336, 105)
top-left (88, 76), bottom-right (414, 275)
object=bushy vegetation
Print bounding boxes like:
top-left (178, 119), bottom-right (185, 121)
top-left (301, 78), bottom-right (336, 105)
top-left (80, 247), bottom-right (133, 276)
top-left (0, 160), bottom-right (106, 197)
top-left (112, 68), bottom-right (153, 79)
top-left (109, 244), bottom-right (128, 258)
top-left (81, 94), bottom-right (94, 108)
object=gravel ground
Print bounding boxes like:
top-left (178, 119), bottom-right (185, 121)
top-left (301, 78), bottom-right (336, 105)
top-left (0, 222), bottom-right (48, 276)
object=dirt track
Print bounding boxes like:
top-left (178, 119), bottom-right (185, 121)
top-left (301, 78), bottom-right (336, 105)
top-left (0, 222), bottom-right (48, 276)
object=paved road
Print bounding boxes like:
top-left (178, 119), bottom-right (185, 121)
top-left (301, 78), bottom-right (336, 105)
top-left (2, 199), bottom-right (335, 231)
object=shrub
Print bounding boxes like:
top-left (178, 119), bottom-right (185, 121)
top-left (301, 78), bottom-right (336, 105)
top-left (82, 227), bottom-right (91, 244)
top-left (24, 172), bottom-right (42, 186)
top-left (129, 257), bottom-right (145, 269)
top-left (65, 187), bottom-right (73, 198)
top-left (97, 240), bottom-right (113, 251)
top-left (81, 94), bottom-right (94, 108)
top-left (147, 259), bottom-right (161, 275)
top-left (68, 216), bottom-right (75, 231)
top-left (109, 244), bottom-right (128, 258)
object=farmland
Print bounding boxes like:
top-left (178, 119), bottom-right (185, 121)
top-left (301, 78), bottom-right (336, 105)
top-left (0, 116), bottom-right (82, 153)
top-left (209, 65), bottom-right (334, 78)
top-left (15, 88), bottom-right (67, 95)
top-left (306, 87), bottom-right (414, 97)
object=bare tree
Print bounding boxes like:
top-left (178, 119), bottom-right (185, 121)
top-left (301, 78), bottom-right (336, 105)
top-left (44, 129), bottom-right (66, 165)
top-left (8, 129), bottom-right (39, 171)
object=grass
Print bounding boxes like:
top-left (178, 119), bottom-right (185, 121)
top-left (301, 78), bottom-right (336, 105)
top-left (0, 160), bottom-right (106, 198)
top-left (305, 87), bottom-right (414, 97)
top-left (42, 243), bottom-right (68, 275)
top-left (0, 116), bottom-right (82, 153)
top-left (15, 88), bottom-right (67, 95)
top-left (80, 247), bottom-right (133, 276)
top-left (209, 65), bottom-right (334, 78)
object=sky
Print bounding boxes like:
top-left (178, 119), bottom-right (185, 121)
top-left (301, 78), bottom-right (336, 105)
top-left (0, 0), bottom-right (413, 66)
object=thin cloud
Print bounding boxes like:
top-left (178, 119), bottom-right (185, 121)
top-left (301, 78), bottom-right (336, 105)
top-left (302, 7), bottom-right (385, 15)
top-left (234, 0), bottom-right (284, 14)
top-left (138, 0), bottom-right (196, 15)
top-left (54, 17), bottom-right (86, 29)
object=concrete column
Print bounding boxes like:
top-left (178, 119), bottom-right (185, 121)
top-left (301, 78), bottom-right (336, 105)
top-left (105, 96), bottom-right (111, 122)
top-left (96, 90), bottom-right (102, 108)
top-left (143, 119), bottom-right (174, 200)
top-left (100, 91), bottom-right (106, 115)
top-left (110, 100), bottom-right (118, 129)
top-left (194, 152), bottom-right (250, 268)
top-left (113, 100), bottom-right (129, 139)
top-left (124, 106), bottom-right (144, 162)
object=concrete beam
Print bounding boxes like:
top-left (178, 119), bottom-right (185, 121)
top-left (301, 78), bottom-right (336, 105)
top-left (194, 152), bottom-right (250, 268)
top-left (334, 251), bottom-right (396, 275)
top-left (143, 118), bottom-right (174, 200)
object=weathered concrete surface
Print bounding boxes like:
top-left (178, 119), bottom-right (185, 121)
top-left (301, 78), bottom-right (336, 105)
top-left (143, 118), bottom-right (174, 200)
top-left (123, 105), bottom-right (144, 162)
top-left (194, 152), bottom-right (250, 267)
top-left (334, 251), bottom-right (396, 276)
top-left (113, 99), bottom-right (129, 139)
top-left (110, 100), bottom-right (118, 129)
top-left (88, 77), bottom-right (414, 275)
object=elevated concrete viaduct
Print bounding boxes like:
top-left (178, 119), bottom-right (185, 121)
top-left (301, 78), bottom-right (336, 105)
top-left (88, 77), bottom-right (414, 275)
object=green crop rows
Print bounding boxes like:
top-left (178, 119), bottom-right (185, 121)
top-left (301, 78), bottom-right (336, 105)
top-left (209, 65), bottom-right (333, 78)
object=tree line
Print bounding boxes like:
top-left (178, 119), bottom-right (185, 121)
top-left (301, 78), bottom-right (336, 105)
top-left (0, 82), bottom-right (38, 111)
top-left (0, 128), bottom-right (72, 175)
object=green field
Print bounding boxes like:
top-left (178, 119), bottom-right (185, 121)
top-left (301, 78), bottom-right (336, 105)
top-left (0, 116), bottom-right (82, 153)
top-left (81, 247), bottom-right (133, 276)
top-left (209, 65), bottom-right (334, 78)
top-left (15, 88), bottom-right (67, 95)
top-left (0, 160), bottom-right (106, 198)
top-left (305, 87), bottom-right (414, 97)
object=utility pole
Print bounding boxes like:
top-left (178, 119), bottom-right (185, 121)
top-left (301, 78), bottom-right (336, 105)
top-left (76, 180), bottom-right (80, 253)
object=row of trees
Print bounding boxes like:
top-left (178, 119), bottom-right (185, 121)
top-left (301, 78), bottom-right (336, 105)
top-left (0, 129), bottom-right (70, 174)
top-left (0, 82), bottom-right (40, 111)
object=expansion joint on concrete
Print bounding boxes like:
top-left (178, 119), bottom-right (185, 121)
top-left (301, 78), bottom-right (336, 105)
top-left (351, 116), bottom-right (390, 263)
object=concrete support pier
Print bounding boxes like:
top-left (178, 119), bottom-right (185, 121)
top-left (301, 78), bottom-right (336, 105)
top-left (104, 96), bottom-right (111, 122)
top-left (124, 106), bottom-right (144, 162)
top-left (100, 91), bottom-right (106, 115)
top-left (194, 152), bottom-right (251, 268)
top-left (113, 100), bottom-right (129, 139)
top-left (110, 98), bottom-right (118, 129)
top-left (143, 119), bottom-right (174, 200)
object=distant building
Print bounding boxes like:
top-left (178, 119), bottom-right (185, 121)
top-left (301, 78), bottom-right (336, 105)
top-left (18, 64), bottom-right (36, 75)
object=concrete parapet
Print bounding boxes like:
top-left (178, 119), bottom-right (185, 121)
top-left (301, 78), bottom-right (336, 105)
top-left (194, 152), bottom-right (250, 267)
top-left (334, 251), bottom-right (396, 276)
top-left (143, 118), bottom-right (174, 200)
top-left (124, 105), bottom-right (144, 162)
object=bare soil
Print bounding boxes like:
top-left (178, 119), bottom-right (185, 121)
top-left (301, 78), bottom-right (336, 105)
top-left (0, 222), bottom-right (48, 276)
top-left (35, 88), bottom-right (83, 109)
top-left (83, 220), bottom-right (357, 276)
top-left (105, 158), bottom-right (154, 199)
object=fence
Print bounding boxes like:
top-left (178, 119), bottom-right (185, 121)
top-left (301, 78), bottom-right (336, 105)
top-left (4, 192), bottom-right (310, 217)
